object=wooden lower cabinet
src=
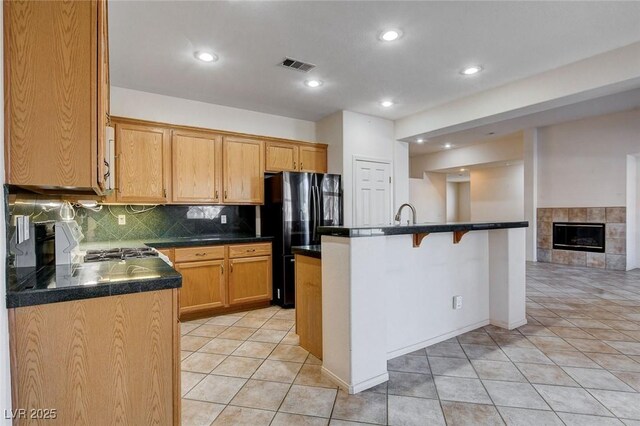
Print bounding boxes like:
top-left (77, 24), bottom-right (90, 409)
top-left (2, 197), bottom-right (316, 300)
top-left (229, 256), bottom-right (272, 305)
top-left (9, 289), bottom-right (180, 425)
top-left (295, 254), bottom-right (323, 359)
top-left (176, 243), bottom-right (272, 319)
top-left (176, 260), bottom-right (226, 315)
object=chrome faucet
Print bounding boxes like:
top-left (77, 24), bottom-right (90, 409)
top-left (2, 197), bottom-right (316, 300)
top-left (394, 203), bottom-right (417, 225)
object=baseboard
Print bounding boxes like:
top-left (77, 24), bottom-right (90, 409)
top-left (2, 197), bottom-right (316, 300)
top-left (351, 372), bottom-right (389, 394)
top-left (321, 366), bottom-right (350, 392)
top-left (386, 319), bottom-right (490, 359)
top-left (491, 317), bottom-right (527, 330)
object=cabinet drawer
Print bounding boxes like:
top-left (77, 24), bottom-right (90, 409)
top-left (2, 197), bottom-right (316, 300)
top-left (228, 243), bottom-right (272, 259)
top-left (174, 246), bottom-right (225, 262)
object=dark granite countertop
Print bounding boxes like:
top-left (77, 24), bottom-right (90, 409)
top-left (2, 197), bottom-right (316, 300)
top-left (143, 234), bottom-right (273, 249)
top-left (7, 258), bottom-right (182, 308)
top-left (318, 221), bottom-right (529, 238)
top-left (292, 245), bottom-right (322, 259)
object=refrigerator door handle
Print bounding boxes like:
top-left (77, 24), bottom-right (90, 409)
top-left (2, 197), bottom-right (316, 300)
top-left (311, 186), bottom-right (317, 242)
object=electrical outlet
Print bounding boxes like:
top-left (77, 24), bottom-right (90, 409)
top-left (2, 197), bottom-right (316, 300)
top-left (221, 215), bottom-right (227, 224)
top-left (118, 215), bottom-right (126, 225)
top-left (453, 295), bottom-right (463, 310)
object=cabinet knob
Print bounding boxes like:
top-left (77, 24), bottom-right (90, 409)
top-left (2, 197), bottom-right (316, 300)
top-left (215, 190), bottom-right (219, 199)
top-left (195, 252), bottom-right (207, 257)
top-left (247, 248), bottom-right (255, 252)
top-left (224, 190), bottom-right (228, 199)
top-left (300, 163), bottom-right (303, 170)
top-left (293, 162), bottom-right (297, 169)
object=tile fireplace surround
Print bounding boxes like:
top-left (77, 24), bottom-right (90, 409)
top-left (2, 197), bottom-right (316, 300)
top-left (537, 207), bottom-right (626, 271)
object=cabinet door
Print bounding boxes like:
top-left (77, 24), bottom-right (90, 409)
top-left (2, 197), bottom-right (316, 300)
top-left (116, 123), bottom-right (171, 203)
top-left (5, 0), bottom-right (96, 189)
top-left (228, 256), bottom-right (272, 305)
top-left (172, 130), bottom-right (222, 203)
top-left (299, 146), bottom-right (328, 173)
top-left (176, 260), bottom-right (226, 315)
top-left (265, 141), bottom-right (299, 172)
top-left (223, 137), bottom-right (264, 204)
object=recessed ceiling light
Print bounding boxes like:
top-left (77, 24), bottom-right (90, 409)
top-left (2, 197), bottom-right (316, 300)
top-left (444, 143), bottom-right (452, 149)
top-left (195, 51), bottom-right (218, 62)
top-left (416, 138), bottom-right (424, 143)
top-left (380, 30), bottom-right (402, 42)
top-left (304, 79), bottom-right (323, 88)
top-left (460, 65), bottom-right (482, 76)
top-left (380, 100), bottom-right (394, 108)
top-left (460, 168), bottom-right (466, 172)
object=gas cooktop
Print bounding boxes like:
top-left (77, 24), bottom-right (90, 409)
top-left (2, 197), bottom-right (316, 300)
top-left (84, 247), bottom-right (159, 263)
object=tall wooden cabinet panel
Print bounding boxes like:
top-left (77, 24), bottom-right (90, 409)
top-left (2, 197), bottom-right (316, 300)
top-left (172, 130), bottom-right (222, 203)
top-left (228, 256), bottom-right (272, 305)
top-left (115, 123), bottom-right (171, 203)
top-left (299, 145), bottom-right (328, 173)
top-left (4, 0), bottom-right (109, 193)
top-left (223, 137), bottom-right (264, 204)
top-left (265, 141), bottom-right (298, 172)
top-left (176, 260), bottom-right (226, 315)
top-left (295, 255), bottom-right (323, 359)
top-left (9, 289), bottom-right (179, 424)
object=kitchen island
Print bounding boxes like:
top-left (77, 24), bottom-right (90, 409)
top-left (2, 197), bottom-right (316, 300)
top-left (318, 221), bottom-right (528, 394)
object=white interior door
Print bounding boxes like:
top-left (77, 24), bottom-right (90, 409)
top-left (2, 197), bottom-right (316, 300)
top-left (354, 159), bottom-right (392, 226)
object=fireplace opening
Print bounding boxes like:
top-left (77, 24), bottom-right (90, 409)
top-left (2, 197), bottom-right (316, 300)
top-left (553, 222), bottom-right (605, 253)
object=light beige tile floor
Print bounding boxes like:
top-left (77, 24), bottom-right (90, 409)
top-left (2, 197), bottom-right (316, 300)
top-left (181, 262), bottom-right (640, 425)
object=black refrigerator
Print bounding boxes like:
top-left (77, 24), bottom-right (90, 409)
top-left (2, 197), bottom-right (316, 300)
top-left (261, 172), bottom-right (342, 308)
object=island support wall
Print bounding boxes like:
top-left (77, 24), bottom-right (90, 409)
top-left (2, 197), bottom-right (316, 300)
top-left (321, 228), bottom-right (526, 393)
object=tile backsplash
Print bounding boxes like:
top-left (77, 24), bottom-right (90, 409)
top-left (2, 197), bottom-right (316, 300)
top-left (8, 197), bottom-right (256, 244)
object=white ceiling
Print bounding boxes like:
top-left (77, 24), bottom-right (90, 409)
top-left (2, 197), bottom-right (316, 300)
top-left (109, 1), bottom-right (640, 122)
top-left (408, 87), bottom-right (640, 156)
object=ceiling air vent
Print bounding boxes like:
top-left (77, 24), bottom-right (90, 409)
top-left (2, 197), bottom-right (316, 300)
top-left (279, 57), bottom-right (316, 73)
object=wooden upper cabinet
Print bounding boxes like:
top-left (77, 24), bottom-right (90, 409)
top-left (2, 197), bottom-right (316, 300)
top-left (299, 145), bottom-right (328, 173)
top-left (115, 122), bottom-right (171, 203)
top-left (265, 141), bottom-right (299, 172)
top-left (172, 130), bottom-right (222, 203)
top-left (223, 137), bottom-right (264, 204)
top-left (5, 0), bottom-right (109, 193)
top-left (265, 141), bottom-right (328, 173)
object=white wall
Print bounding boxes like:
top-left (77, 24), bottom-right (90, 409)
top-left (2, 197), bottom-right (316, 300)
top-left (342, 112), bottom-right (395, 226)
top-left (523, 129), bottom-right (538, 261)
top-left (111, 87), bottom-right (316, 142)
top-left (409, 173), bottom-right (446, 223)
top-left (458, 182), bottom-right (471, 221)
top-left (470, 164), bottom-right (525, 222)
top-left (394, 141), bottom-right (410, 217)
top-left (316, 111), bottom-right (344, 176)
top-left (446, 182), bottom-right (458, 222)
top-left (628, 155), bottom-right (640, 270)
top-left (637, 156), bottom-right (640, 270)
top-left (1, 1), bottom-right (12, 419)
top-left (538, 109), bottom-right (640, 207)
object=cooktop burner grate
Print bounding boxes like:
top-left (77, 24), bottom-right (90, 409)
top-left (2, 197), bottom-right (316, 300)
top-left (84, 247), bottom-right (159, 263)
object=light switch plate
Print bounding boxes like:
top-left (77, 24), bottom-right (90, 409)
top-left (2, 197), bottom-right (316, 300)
top-left (118, 215), bottom-right (126, 225)
top-left (221, 215), bottom-right (227, 224)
